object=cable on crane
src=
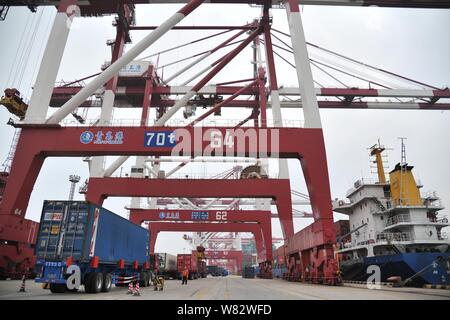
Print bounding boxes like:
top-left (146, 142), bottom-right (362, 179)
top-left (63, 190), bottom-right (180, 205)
top-left (16, 8), bottom-right (44, 91)
top-left (6, 8), bottom-right (34, 87)
top-left (263, 41), bottom-right (324, 88)
top-left (27, 7), bottom-right (55, 98)
top-left (10, 18), bottom-right (36, 87)
top-left (271, 28), bottom-right (440, 90)
top-left (137, 28), bottom-right (239, 61)
top-left (156, 39), bottom-right (244, 70)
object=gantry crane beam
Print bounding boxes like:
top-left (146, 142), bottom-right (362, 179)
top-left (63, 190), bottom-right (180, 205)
top-left (2, 0), bottom-right (449, 10)
top-left (147, 221), bottom-right (268, 263)
top-left (0, 125), bottom-right (335, 245)
top-left (51, 85), bottom-right (450, 99)
top-left (130, 208), bottom-right (272, 261)
top-left (49, 86), bottom-right (450, 110)
top-left (87, 177), bottom-right (288, 246)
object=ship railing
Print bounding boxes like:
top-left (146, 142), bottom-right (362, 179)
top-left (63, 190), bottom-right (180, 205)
top-left (388, 198), bottom-right (442, 208)
top-left (376, 232), bottom-right (413, 242)
top-left (386, 213), bottom-right (411, 227)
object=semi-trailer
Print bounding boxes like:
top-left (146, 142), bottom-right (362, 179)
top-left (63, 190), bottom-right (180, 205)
top-left (155, 252), bottom-right (177, 279)
top-left (34, 201), bottom-right (154, 293)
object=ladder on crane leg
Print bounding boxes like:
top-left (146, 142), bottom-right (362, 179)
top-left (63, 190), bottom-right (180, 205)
top-left (2, 129), bottom-right (21, 173)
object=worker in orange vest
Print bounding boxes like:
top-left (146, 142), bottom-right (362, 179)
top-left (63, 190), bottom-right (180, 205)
top-left (181, 266), bottom-right (189, 285)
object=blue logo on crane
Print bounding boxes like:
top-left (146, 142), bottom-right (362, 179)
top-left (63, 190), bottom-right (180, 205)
top-left (80, 130), bottom-right (124, 145)
top-left (159, 212), bottom-right (166, 219)
top-left (80, 131), bottom-right (94, 144)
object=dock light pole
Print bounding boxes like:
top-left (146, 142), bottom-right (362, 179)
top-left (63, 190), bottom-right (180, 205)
top-left (68, 175), bottom-right (80, 201)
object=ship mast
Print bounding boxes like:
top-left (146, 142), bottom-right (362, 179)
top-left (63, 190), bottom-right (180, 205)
top-left (370, 139), bottom-right (387, 184)
top-left (398, 137), bottom-right (408, 205)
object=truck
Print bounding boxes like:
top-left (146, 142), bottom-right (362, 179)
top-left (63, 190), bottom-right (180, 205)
top-left (34, 201), bottom-right (154, 294)
top-left (207, 265), bottom-right (218, 276)
top-left (218, 267), bottom-right (229, 277)
top-left (177, 253), bottom-right (198, 280)
top-left (207, 265), bottom-right (227, 277)
top-left (155, 253), bottom-right (177, 279)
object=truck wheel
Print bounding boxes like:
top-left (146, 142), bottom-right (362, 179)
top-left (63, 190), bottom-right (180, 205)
top-left (85, 272), bottom-right (103, 293)
top-left (84, 273), bottom-right (94, 293)
top-left (102, 273), bottom-right (112, 292)
top-left (49, 283), bottom-right (66, 293)
top-left (92, 272), bottom-right (103, 293)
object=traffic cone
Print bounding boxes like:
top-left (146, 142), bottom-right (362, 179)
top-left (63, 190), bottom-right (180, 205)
top-left (133, 281), bottom-right (141, 296)
top-left (126, 281), bottom-right (133, 294)
top-left (19, 275), bottom-right (26, 292)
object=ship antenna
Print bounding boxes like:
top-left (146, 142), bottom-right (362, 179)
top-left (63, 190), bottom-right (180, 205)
top-left (398, 137), bottom-right (408, 205)
top-left (398, 137), bottom-right (407, 166)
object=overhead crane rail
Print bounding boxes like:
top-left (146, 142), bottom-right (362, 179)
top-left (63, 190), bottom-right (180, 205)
top-left (2, 0), bottom-right (450, 11)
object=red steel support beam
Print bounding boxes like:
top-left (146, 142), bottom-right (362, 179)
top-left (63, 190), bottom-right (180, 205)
top-left (205, 250), bottom-right (243, 274)
top-left (4, 1), bottom-right (450, 11)
top-left (105, 21), bottom-right (126, 92)
top-left (191, 28), bottom-right (261, 92)
top-left (1, 126), bottom-right (332, 251)
top-left (50, 85), bottom-right (450, 101)
top-left (262, 8), bottom-right (278, 93)
top-left (129, 208), bottom-right (272, 261)
top-left (147, 221), bottom-right (267, 263)
top-left (130, 25), bottom-right (256, 31)
top-left (87, 178), bottom-right (290, 244)
top-left (258, 66), bottom-right (268, 128)
top-left (140, 65), bottom-right (155, 126)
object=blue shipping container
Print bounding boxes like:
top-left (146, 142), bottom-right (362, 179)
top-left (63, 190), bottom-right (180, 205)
top-left (35, 201), bottom-right (149, 265)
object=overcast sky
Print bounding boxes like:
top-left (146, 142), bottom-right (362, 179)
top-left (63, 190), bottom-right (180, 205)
top-left (0, 4), bottom-right (449, 255)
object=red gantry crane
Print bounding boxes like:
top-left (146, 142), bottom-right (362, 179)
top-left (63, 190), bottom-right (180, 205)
top-left (0, 0), bottom-right (448, 283)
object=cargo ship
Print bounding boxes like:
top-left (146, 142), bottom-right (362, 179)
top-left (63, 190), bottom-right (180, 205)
top-left (333, 140), bottom-right (450, 286)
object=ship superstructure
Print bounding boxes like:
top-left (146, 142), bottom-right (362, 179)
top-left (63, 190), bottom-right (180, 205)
top-left (333, 140), bottom-right (450, 286)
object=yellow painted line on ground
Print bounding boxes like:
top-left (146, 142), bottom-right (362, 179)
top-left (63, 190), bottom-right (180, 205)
top-left (224, 278), bottom-right (230, 300)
